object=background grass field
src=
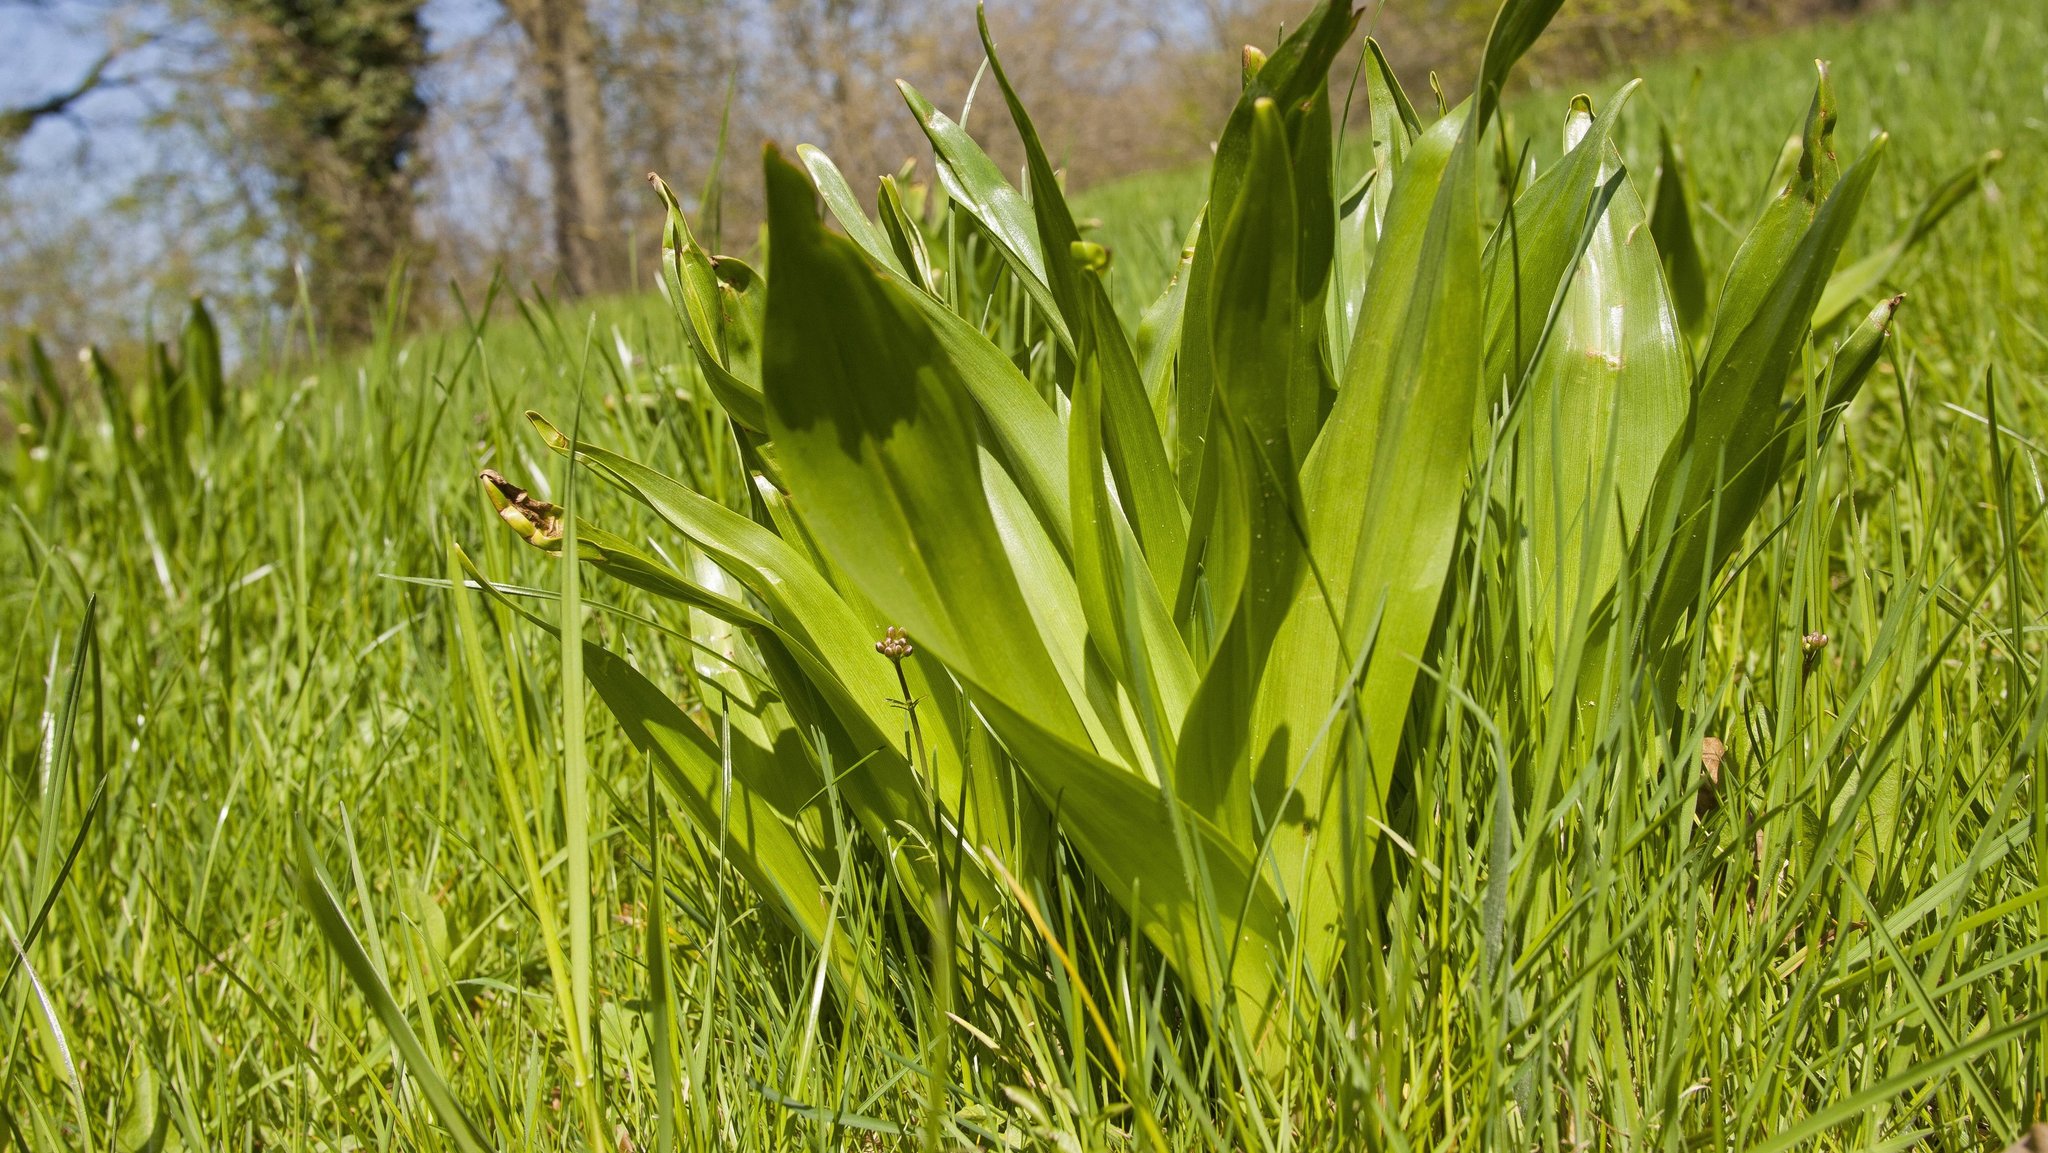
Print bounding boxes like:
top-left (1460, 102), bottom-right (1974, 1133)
top-left (5, 0), bottom-right (2046, 1147)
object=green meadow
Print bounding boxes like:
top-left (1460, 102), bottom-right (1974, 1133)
top-left (5, 0), bottom-right (2046, 1148)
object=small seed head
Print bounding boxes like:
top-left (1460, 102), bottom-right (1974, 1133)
top-left (1801, 631), bottom-right (1830, 677)
top-left (875, 626), bottom-right (914, 663)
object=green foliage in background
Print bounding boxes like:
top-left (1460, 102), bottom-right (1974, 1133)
top-left (4, 0), bottom-right (2045, 1148)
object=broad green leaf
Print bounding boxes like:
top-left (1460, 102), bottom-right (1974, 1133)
top-left (796, 144), bottom-right (904, 276)
top-left (970, 685), bottom-right (1294, 1037)
top-left (1327, 109), bottom-right (1484, 803)
top-left (712, 255), bottom-right (766, 387)
top-left (485, 482), bottom-right (767, 626)
top-left (1206, 0), bottom-right (1355, 228)
top-left (1518, 95), bottom-right (1688, 636)
top-left (1351, 40), bottom-right (1419, 338)
top-left (478, 468), bottom-right (800, 698)
top-left (1649, 123), bottom-right (1711, 340)
top-left (650, 174), bottom-right (768, 431)
top-left (972, 6), bottom-right (1089, 337)
top-left (1051, 311), bottom-right (1198, 757)
top-left (1267, 104), bottom-right (1484, 948)
top-left (1203, 14), bottom-right (1345, 424)
top-left (760, 144), bottom-right (1089, 751)
top-left (896, 77), bottom-right (1038, 273)
top-left (1283, 81), bottom-right (1339, 334)
top-left (1473, 0), bottom-right (1569, 132)
top-left (1299, 108), bottom-right (1462, 569)
top-left (1480, 83), bottom-right (1643, 400)
top-left (1335, 38), bottom-right (1417, 380)
top-left (897, 79), bottom-right (1071, 353)
top-left (650, 173), bottom-right (729, 366)
top-left (1640, 66), bottom-right (1887, 648)
top-left (1364, 37), bottom-right (1421, 208)
top-left (751, 462), bottom-right (1073, 869)
top-left (1751, 131), bottom-right (1807, 226)
top-left (976, 8), bottom-right (1190, 598)
top-left (1327, 168), bottom-right (1376, 366)
top-left (180, 297), bottom-right (225, 429)
top-left (1812, 292), bottom-right (1900, 443)
top-left (1174, 213), bottom-right (1218, 518)
top-left (887, 282), bottom-right (1076, 550)
top-left (877, 173), bottom-right (939, 295)
top-left (762, 143), bottom-right (1288, 1028)
top-left (1069, 342), bottom-right (1142, 740)
top-left (524, 416), bottom-right (1002, 915)
top-left (1173, 0), bottom-right (1354, 586)
top-left (980, 452), bottom-right (1147, 767)
top-left (1178, 99), bottom-right (1311, 834)
top-left (768, 156), bottom-right (1086, 566)
top-left (1813, 149), bottom-right (2002, 328)
top-left (1137, 220), bottom-right (1198, 420)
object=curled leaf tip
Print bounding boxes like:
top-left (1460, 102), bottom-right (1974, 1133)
top-left (479, 468), bottom-right (562, 548)
top-left (1697, 737), bottom-right (1727, 816)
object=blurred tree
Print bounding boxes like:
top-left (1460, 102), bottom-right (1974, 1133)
top-left (598, 0), bottom-right (744, 262)
top-left (500, 0), bottom-right (615, 294)
top-left (209, 0), bottom-right (429, 342)
top-left (0, 0), bottom-right (1905, 356)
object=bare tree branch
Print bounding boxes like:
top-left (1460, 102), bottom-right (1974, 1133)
top-left (0, 44), bottom-right (128, 144)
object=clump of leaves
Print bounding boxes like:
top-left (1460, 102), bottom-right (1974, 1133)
top-left (454, 0), bottom-right (1978, 1090)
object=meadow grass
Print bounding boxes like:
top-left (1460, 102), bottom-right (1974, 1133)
top-left (4, 0), bottom-right (2047, 1148)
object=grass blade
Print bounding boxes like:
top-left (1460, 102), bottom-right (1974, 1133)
top-left (292, 819), bottom-right (491, 1153)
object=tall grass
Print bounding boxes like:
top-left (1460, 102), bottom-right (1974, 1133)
top-left (3, 0), bottom-right (2045, 1148)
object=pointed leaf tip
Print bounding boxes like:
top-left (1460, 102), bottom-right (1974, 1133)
top-left (764, 144), bottom-right (826, 237)
top-left (525, 410), bottom-right (568, 451)
top-left (1242, 45), bottom-right (1269, 88)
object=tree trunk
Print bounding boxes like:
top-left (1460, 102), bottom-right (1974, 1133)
top-left (503, 0), bottom-right (615, 295)
top-left (214, 0), bottom-right (430, 344)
